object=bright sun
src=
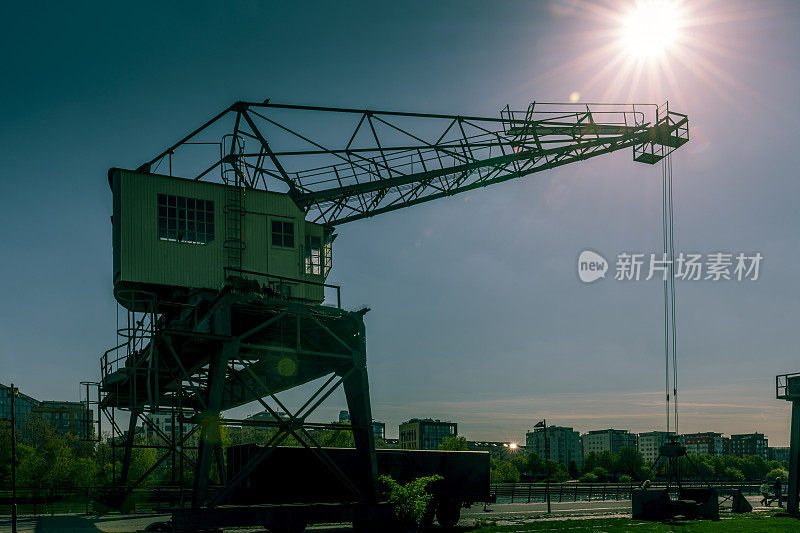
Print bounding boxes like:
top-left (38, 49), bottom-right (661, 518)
top-left (622, 0), bottom-right (680, 58)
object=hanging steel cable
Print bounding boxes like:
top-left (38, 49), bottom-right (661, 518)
top-left (661, 148), bottom-right (678, 434)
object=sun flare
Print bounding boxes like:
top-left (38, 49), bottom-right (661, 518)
top-left (621, 0), bottom-right (680, 58)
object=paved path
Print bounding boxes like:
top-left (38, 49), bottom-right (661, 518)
top-left (459, 495), bottom-right (771, 527)
top-left (0, 496), bottom-right (775, 532)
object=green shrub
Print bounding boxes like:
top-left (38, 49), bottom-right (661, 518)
top-left (579, 472), bottom-right (598, 483)
top-left (379, 474), bottom-right (443, 525)
top-left (724, 467), bottom-right (745, 482)
top-left (619, 474), bottom-right (632, 484)
top-left (764, 468), bottom-right (788, 483)
top-left (590, 466), bottom-right (609, 482)
top-left (491, 461), bottom-right (520, 483)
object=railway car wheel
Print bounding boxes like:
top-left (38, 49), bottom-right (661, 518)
top-left (435, 500), bottom-right (461, 528)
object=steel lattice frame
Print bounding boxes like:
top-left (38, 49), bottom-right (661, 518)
top-left (137, 100), bottom-right (687, 227)
top-left (99, 285), bottom-right (378, 508)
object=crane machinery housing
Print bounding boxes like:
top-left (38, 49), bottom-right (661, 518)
top-left (96, 100), bottom-right (688, 530)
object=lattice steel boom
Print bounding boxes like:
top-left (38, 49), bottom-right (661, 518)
top-left (138, 100), bottom-right (688, 226)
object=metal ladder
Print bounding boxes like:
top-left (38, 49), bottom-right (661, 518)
top-left (221, 135), bottom-right (246, 274)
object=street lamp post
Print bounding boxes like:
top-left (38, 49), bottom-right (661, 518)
top-left (11, 383), bottom-right (18, 533)
top-left (544, 419), bottom-right (551, 514)
top-left (535, 419), bottom-right (552, 513)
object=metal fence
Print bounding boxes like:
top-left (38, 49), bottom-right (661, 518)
top-left (0, 486), bottom-right (191, 516)
top-left (1, 482), bottom-right (763, 515)
top-left (490, 482), bottom-right (761, 504)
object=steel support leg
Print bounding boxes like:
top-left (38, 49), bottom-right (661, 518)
top-left (215, 443), bottom-right (228, 486)
top-left (343, 366), bottom-right (378, 503)
top-left (788, 399), bottom-right (800, 516)
top-left (120, 408), bottom-right (141, 486)
top-left (192, 343), bottom-right (234, 506)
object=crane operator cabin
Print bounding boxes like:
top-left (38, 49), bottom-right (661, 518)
top-left (110, 168), bottom-right (333, 308)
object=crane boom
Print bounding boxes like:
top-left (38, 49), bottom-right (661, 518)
top-left (138, 101), bottom-right (688, 226)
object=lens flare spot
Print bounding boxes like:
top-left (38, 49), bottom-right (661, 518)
top-left (277, 358), bottom-right (297, 376)
top-left (569, 91), bottom-right (580, 103)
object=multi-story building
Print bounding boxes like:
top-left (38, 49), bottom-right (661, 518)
top-left (768, 446), bottom-right (790, 463)
top-left (582, 429), bottom-right (637, 457)
top-left (399, 419), bottom-right (457, 450)
top-left (372, 421), bottom-right (386, 440)
top-left (248, 410), bottom-right (289, 423)
top-left (637, 431), bottom-right (675, 463)
top-left (527, 425), bottom-right (582, 468)
top-left (730, 433), bottom-right (768, 459)
top-left (141, 411), bottom-right (197, 441)
top-left (683, 432), bottom-right (728, 457)
top-left (31, 401), bottom-right (93, 437)
top-left (1, 384), bottom-right (92, 437)
top-left (0, 382), bottom-right (39, 429)
top-left (338, 411), bottom-right (385, 441)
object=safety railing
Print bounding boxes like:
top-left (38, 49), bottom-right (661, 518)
top-left (224, 266), bottom-right (342, 308)
top-left (490, 482), bottom-right (761, 504)
top-left (0, 485), bottom-right (212, 516)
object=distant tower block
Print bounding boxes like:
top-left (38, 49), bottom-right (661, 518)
top-left (776, 373), bottom-right (800, 515)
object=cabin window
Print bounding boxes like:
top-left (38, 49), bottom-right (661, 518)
top-left (158, 194), bottom-right (215, 244)
top-left (302, 233), bottom-right (332, 276)
top-left (323, 234), bottom-right (332, 276)
top-left (271, 220), bottom-right (295, 248)
top-left (304, 235), bottom-right (322, 275)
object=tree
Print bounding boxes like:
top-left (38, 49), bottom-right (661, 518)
top-left (691, 458), bottom-right (715, 481)
top-left (490, 460), bottom-right (520, 483)
top-left (438, 436), bottom-right (468, 451)
top-left (741, 455), bottom-right (767, 481)
top-left (589, 466), bottom-right (609, 482)
top-left (582, 452), bottom-right (598, 475)
top-left (319, 428), bottom-right (355, 448)
top-left (526, 452), bottom-right (545, 478)
top-left (128, 446), bottom-right (159, 486)
top-left (615, 447), bottom-right (645, 480)
top-left (547, 461), bottom-right (570, 482)
top-left (724, 467), bottom-right (745, 482)
top-left (597, 450), bottom-right (616, 474)
top-left (510, 454), bottom-right (529, 477)
top-left (764, 468), bottom-right (788, 483)
top-left (568, 460), bottom-right (579, 480)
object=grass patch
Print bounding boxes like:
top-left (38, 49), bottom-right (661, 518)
top-left (471, 513), bottom-right (799, 532)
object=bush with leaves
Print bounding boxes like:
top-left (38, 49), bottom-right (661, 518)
top-left (764, 468), bottom-right (788, 483)
top-left (379, 474), bottom-right (443, 525)
top-left (490, 460), bottom-right (520, 483)
top-left (438, 436), bottom-right (468, 451)
top-left (724, 467), bottom-right (745, 482)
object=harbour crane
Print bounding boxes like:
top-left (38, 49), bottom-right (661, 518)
top-left (98, 99), bottom-right (688, 528)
